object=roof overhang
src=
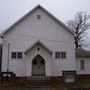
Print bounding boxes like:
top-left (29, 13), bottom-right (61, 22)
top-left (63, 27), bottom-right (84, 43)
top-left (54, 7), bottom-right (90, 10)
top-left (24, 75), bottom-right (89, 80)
top-left (75, 48), bottom-right (90, 57)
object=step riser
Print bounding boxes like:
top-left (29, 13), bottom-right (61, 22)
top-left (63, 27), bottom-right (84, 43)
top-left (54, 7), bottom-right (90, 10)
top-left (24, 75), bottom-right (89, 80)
top-left (24, 76), bottom-right (61, 87)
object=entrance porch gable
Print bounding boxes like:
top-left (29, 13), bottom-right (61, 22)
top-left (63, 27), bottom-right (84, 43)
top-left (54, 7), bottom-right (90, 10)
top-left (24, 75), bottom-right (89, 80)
top-left (25, 41), bottom-right (52, 76)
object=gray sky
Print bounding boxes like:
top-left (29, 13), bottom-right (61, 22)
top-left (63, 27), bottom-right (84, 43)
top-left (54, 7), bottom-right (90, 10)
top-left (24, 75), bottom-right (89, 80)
top-left (0, 0), bottom-right (90, 49)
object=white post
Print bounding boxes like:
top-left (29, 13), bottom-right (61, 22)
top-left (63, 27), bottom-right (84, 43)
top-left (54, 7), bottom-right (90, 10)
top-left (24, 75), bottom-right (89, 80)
top-left (7, 43), bottom-right (10, 72)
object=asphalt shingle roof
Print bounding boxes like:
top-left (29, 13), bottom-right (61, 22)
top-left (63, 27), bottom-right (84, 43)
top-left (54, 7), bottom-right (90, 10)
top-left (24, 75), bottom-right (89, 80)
top-left (76, 48), bottom-right (90, 57)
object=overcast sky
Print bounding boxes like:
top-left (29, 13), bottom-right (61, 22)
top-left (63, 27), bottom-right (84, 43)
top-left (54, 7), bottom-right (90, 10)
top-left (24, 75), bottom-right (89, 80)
top-left (0, 0), bottom-right (90, 49)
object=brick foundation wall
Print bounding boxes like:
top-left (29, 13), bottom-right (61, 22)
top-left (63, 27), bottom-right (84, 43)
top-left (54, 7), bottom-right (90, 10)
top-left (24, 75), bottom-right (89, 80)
top-left (76, 74), bottom-right (90, 80)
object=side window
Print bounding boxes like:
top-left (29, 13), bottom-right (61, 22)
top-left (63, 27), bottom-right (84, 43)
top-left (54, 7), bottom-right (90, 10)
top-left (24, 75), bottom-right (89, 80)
top-left (55, 52), bottom-right (60, 59)
top-left (11, 52), bottom-right (16, 59)
top-left (11, 52), bottom-right (23, 59)
top-left (55, 51), bottom-right (66, 59)
top-left (61, 52), bottom-right (66, 59)
top-left (80, 60), bottom-right (85, 70)
top-left (17, 52), bottom-right (22, 59)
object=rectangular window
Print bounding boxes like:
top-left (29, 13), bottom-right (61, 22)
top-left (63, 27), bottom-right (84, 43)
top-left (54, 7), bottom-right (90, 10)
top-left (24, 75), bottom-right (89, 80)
top-left (11, 52), bottom-right (22, 59)
top-left (37, 15), bottom-right (41, 19)
top-left (61, 52), bottom-right (66, 59)
top-left (80, 60), bottom-right (85, 70)
top-left (55, 51), bottom-right (66, 59)
top-left (55, 52), bottom-right (60, 59)
top-left (12, 52), bottom-right (16, 59)
top-left (17, 52), bottom-right (22, 59)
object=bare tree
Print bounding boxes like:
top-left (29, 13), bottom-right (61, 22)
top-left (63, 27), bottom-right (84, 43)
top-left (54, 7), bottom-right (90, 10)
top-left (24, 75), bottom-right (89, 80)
top-left (67, 12), bottom-right (90, 48)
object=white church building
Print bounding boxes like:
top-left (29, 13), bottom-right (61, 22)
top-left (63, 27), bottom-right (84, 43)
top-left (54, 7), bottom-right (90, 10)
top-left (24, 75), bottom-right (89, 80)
top-left (0, 5), bottom-right (90, 82)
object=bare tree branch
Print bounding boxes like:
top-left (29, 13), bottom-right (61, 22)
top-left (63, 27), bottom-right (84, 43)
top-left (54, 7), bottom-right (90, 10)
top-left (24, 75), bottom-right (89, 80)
top-left (67, 12), bottom-right (90, 48)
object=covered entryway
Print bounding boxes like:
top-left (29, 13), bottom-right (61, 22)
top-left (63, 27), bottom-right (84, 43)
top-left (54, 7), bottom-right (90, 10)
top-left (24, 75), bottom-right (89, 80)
top-left (25, 40), bottom-right (52, 76)
top-left (32, 55), bottom-right (45, 76)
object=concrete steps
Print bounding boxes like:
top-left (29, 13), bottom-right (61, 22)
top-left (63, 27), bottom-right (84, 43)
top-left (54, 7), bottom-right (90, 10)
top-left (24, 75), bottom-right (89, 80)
top-left (25, 76), bottom-right (52, 87)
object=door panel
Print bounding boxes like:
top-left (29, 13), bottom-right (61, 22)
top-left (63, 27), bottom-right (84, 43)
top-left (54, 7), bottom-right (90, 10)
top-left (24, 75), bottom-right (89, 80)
top-left (32, 55), bottom-right (45, 75)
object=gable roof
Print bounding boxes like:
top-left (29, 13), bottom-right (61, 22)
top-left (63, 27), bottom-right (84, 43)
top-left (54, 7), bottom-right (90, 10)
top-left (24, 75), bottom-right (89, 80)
top-left (75, 48), bottom-right (90, 57)
top-left (25, 40), bottom-right (53, 54)
top-left (2, 5), bottom-right (74, 35)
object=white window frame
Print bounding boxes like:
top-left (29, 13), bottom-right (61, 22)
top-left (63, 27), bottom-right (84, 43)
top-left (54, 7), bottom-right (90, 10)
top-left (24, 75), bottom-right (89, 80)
top-left (55, 51), bottom-right (66, 59)
top-left (11, 51), bottom-right (23, 59)
top-left (80, 60), bottom-right (85, 70)
top-left (55, 52), bottom-right (60, 59)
